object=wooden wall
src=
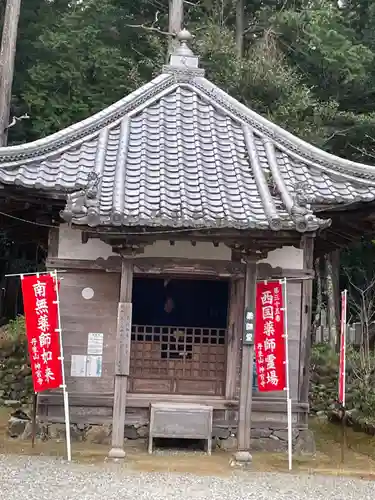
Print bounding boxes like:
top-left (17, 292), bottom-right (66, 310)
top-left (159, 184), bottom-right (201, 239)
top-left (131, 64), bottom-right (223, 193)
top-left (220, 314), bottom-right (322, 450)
top-left (42, 259), bottom-right (307, 428)
top-left (58, 272), bottom-right (303, 400)
top-left (231, 280), bottom-right (302, 401)
top-left (59, 271), bottom-right (120, 393)
top-left (287, 281), bottom-right (303, 399)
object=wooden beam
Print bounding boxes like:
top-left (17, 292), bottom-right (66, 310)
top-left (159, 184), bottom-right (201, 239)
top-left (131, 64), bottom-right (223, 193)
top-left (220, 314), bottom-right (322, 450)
top-left (236, 259), bottom-right (257, 463)
top-left (46, 256), bottom-right (314, 280)
top-left (299, 235), bottom-right (315, 405)
top-left (108, 258), bottom-right (133, 459)
top-left (87, 226), bottom-right (300, 243)
top-left (38, 392), bottom-right (310, 412)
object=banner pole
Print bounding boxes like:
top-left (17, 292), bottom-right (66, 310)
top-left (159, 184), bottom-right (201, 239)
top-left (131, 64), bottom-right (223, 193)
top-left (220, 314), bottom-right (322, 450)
top-left (5, 270), bottom-right (67, 278)
top-left (339, 289), bottom-right (348, 407)
top-left (31, 392), bottom-right (38, 448)
top-left (52, 270), bottom-right (71, 462)
top-left (281, 277), bottom-right (292, 471)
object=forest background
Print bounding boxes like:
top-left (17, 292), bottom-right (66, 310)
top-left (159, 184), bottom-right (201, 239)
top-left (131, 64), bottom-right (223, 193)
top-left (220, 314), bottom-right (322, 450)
top-left (1, 0), bottom-right (375, 343)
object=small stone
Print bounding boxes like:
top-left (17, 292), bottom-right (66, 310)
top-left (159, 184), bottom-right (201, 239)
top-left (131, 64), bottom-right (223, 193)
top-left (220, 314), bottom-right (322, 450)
top-left (251, 437), bottom-right (286, 452)
top-left (11, 409), bottom-right (30, 420)
top-left (4, 400), bottom-right (21, 408)
top-left (233, 450), bottom-right (252, 463)
top-left (272, 430), bottom-right (288, 441)
top-left (137, 425), bottom-right (149, 438)
top-left (124, 425), bottom-right (138, 440)
top-left (212, 427), bottom-right (230, 439)
top-left (273, 429), bottom-right (299, 441)
top-left (294, 429), bottom-right (316, 456)
top-left (48, 424), bottom-right (66, 440)
top-left (251, 428), bottom-right (271, 439)
top-left (219, 435), bottom-right (238, 451)
top-left (86, 425), bottom-right (112, 445)
top-left (71, 425), bottom-right (87, 442)
top-left (8, 417), bottom-right (27, 438)
top-left (108, 447), bottom-right (126, 459)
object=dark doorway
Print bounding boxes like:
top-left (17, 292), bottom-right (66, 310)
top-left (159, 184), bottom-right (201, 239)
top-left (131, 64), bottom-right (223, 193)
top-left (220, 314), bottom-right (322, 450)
top-left (130, 277), bottom-right (229, 396)
top-left (132, 277), bottom-right (229, 328)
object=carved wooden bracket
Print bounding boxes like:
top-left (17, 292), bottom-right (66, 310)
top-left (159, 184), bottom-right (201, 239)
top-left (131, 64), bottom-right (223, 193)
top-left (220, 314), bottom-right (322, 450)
top-left (98, 235), bottom-right (149, 256)
top-left (113, 243), bottom-right (147, 257)
top-left (227, 243), bottom-right (269, 262)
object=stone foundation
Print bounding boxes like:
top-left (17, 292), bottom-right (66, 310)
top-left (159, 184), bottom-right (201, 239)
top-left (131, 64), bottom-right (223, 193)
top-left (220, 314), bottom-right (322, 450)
top-left (7, 412), bottom-right (316, 455)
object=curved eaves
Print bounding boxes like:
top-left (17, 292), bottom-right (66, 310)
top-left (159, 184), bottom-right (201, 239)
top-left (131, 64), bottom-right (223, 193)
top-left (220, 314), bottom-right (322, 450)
top-left (194, 77), bottom-right (375, 184)
top-left (0, 74), bottom-right (173, 165)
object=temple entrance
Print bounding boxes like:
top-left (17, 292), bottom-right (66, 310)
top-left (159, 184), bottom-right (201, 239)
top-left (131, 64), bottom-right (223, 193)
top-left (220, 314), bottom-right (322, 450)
top-left (130, 276), bottom-right (229, 396)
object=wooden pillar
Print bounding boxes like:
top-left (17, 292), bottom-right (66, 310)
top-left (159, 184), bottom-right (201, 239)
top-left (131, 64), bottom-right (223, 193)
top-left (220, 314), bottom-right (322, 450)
top-left (299, 234), bottom-right (315, 404)
top-left (235, 259), bottom-right (258, 464)
top-left (225, 277), bottom-right (245, 421)
top-left (48, 227), bottom-right (59, 258)
top-left (108, 258), bottom-right (133, 459)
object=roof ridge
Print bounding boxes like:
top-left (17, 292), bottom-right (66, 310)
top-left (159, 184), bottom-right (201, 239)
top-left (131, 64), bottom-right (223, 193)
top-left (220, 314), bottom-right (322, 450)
top-left (0, 74), bottom-right (173, 165)
top-left (192, 77), bottom-right (375, 183)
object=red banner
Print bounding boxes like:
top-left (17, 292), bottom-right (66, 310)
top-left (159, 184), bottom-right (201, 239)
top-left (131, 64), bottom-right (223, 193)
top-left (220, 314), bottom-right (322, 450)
top-left (21, 274), bottom-right (63, 392)
top-left (255, 281), bottom-right (286, 392)
top-left (339, 289), bottom-right (347, 406)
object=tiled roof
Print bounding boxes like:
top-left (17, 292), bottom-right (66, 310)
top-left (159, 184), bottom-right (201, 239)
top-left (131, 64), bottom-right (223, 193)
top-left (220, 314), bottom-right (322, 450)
top-left (1, 30), bottom-right (375, 233)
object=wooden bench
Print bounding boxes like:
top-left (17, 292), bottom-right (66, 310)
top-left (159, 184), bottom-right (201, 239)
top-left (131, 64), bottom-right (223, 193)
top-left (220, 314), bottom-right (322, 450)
top-left (148, 402), bottom-right (213, 455)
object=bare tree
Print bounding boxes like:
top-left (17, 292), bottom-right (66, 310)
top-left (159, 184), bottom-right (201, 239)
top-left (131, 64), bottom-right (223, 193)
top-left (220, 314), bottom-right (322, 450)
top-left (325, 253), bottom-right (338, 350)
top-left (236, 0), bottom-right (244, 58)
top-left (344, 267), bottom-right (375, 369)
top-left (0, 0), bottom-right (22, 146)
top-left (169, 0), bottom-right (184, 53)
top-left (312, 257), bottom-right (323, 342)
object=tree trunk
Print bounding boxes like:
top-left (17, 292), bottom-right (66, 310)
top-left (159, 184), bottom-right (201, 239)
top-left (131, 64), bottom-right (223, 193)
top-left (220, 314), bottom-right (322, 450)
top-left (331, 249), bottom-right (341, 348)
top-left (236, 0), bottom-right (244, 58)
top-left (0, 0), bottom-right (22, 146)
top-left (168, 0), bottom-right (184, 56)
top-left (312, 257), bottom-right (323, 343)
top-left (325, 253), bottom-right (338, 350)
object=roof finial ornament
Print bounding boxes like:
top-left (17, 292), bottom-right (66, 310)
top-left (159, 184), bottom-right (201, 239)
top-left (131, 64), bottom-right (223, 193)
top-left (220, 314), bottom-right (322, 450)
top-left (163, 27), bottom-right (204, 76)
top-left (177, 28), bottom-right (193, 45)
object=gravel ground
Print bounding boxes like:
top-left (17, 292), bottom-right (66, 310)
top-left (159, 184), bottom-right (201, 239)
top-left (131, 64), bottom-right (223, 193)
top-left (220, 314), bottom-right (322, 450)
top-left (1, 454), bottom-right (374, 500)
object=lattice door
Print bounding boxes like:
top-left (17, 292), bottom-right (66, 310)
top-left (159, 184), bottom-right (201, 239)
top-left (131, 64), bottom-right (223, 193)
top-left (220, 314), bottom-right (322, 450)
top-left (129, 325), bottom-right (227, 395)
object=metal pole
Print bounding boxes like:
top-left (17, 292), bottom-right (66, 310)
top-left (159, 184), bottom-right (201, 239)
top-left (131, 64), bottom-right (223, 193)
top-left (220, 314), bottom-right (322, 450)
top-left (5, 270), bottom-right (67, 278)
top-left (341, 289), bottom-right (348, 407)
top-left (339, 289), bottom-right (348, 464)
top-left (31, 392), bottom-right (38, 449)
top-left (51, 270), bottom-right (71, 462)
top-left (281, 278), bottom-right (292, 471)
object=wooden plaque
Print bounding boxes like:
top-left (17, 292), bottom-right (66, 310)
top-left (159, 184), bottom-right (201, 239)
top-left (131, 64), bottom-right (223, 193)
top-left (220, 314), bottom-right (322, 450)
top-left (115, 302), bottom-right (132, 376)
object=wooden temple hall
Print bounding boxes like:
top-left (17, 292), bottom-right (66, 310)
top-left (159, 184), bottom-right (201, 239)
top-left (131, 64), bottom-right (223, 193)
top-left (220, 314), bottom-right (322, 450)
top-left (1, 30), bottom-right (375, 460)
